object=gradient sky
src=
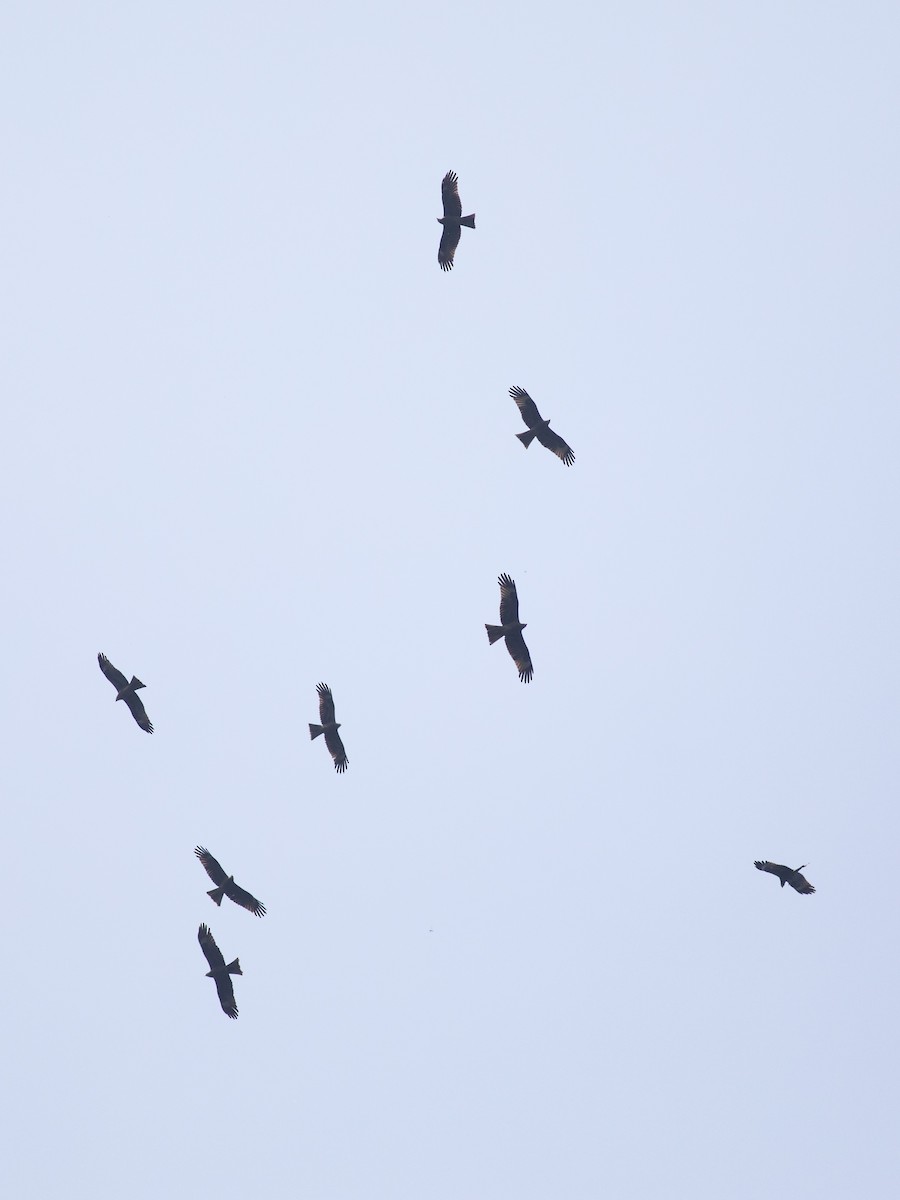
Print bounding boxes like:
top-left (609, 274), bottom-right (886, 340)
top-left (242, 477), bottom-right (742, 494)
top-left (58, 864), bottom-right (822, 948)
top-left (3, 3), bottom-right (899, 1198)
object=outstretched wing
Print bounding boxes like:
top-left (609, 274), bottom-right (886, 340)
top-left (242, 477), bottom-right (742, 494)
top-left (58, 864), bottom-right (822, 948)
top-left (198, 923), bottom-right (226, 973)
top-left (317, 682), bottom-right (337, 725)
top-left (509, 386), bottom-right (544, 431)
top-left (194, 847), bottom-right (228, 888)
top-left (497, 573), bottom-right (521, 626)
top-left (214, 973), bottom-right (239, 1019)
top-left (536, 424), bottom-right (575, 466)
top-left (438, 224), bottom-right (461, 271)
top-left (97, 652), bottom-right (128, 691)
top-left (790, 871), bottom-right (816, 895)
top-left (325, 727), bottom-right (349, 773)
top-left (505, 630), bottom-right (533, 683)
top-left (754, 860), bottom-right (787, 882)
top-left (441, 171), bottom-right (462, 221)
top-left (123, 690), bottom-right (153, 733)
top-left (225, 878), bottom-right (267, 917)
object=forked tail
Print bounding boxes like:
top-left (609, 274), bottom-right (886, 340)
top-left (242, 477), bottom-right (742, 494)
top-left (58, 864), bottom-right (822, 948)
top-left (130, 676), bottom-right (146, 691)
top-left (207, 886), bottom-right (225, 906)
top-left (460, 214), bottom-right (475, 229)
top-left (516, 430), bottom-right (536, 449)
top-left (226, 958), bottom-right (242, 976)
top-left (485, 624), bottom-right (505, 645)
top-left (309, 723), bottom-right (324, 740)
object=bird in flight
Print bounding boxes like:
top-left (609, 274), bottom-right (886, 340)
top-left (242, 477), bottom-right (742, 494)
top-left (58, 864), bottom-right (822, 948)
top-left (485, 574), bottom-right (533, 683)
top-left (198, 924), bottom-right (242, 1018)
top-left (754, 860), bottom-right (816, 894)
top-left (509, 386), bottom-right (575, 466)
top-left (437, 171), bottom-right (475, 271)
top-left (194, 847), bottom-right (266, 917)
top-left (97, 652), bottom-right (154, 733)
top-left (309, 682), bottom-right (349, 773)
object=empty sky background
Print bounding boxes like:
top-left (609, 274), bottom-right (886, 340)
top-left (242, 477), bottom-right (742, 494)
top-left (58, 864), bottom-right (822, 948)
top-left (2, 3), bottom-right (899, 1197)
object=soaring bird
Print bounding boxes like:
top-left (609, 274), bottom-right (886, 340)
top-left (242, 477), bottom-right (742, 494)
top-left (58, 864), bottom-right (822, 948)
top-left (754, 860), bottom-right (816, 895)
top-left (437, 171), bottom-right (475, 271)
top-left (97, 652), bottom-right (154, 733)
top-left (194, 847), bottom-right (266, 917)
top-left (509, 386), bottom-right (575, 466)
top-left (309, 682), bottom-right (349, 773)
top-left (485, 573), bottom-right (533, 683)
top-left (198, 924), bottom-right (242, 1019)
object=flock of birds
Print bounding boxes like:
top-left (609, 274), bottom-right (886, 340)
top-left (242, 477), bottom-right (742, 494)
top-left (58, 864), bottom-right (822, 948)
top-left (439, 174), bottom-right (816, 901)
top-left (95, 171), bottom-right (815, 1019)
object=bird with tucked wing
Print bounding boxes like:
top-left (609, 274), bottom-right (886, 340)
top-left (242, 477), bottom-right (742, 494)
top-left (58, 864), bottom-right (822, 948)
top-left (309, 682), bottom-right (349, 773)
top-left (198, 924), bottom-right (242, 1018)
top-left (510, 386), bottom-right (575, 467)
top-left (97, 652), bottom-right (154, 733)
top-left (486, 574), bottom-right (533, 683)
top-left (437, 171), bottom-right (475, 271)
top-left (194, 847), bottom-right (266, 917)
top-left (754, 860), bottom-right (816, 894)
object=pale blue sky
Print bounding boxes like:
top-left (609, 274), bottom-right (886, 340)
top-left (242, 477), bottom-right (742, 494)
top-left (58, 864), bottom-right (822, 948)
top-left (2, 3), bottom-right (899, 1198)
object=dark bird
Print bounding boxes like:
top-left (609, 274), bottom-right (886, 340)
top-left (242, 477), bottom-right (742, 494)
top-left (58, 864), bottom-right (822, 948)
top-left (510, 386), bottom-right (575, 466)
top-left (754, 860), bottom-right (816, 895)
top-left (198, 924), bottom-right (242, 1019)
top-left (194, 847), bottom-right (266, 917)
top-left (97, 652), bottom-right (154, 733)
top-left (309, 682), bottom-right (349, 773)
top-left (485, 573), bottom-right (533, 683)
top-left (437, 171), bottom-right (475, 271)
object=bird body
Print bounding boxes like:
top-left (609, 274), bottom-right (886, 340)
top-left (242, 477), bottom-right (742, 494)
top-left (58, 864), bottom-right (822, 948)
top-left (754, 860), bottom-right (816, 894)
top-left (97, 652), bottom-right (154, 733)
top-left (437, 171), bottom-right (475, 271)
top-left (486, 620), bottom-right (526, 642)
top-left (486, 574), bottom-right (533, 683)
top-left (517, 418), bottom-right (552, 445)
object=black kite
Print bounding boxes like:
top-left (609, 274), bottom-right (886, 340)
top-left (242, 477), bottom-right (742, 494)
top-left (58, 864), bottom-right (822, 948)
top-left (510, 386), bottom-right (574, 466)
top-left (754, 861), bottom-right (816, 895)
top-left (194, 847), bottom-right (266, 917)
top-left (485, 574), bottom-right (533, 683)
top-left (97, 652), bottom-right (153, 733)
top-left (309, 683), bottom-right (349, 773)
top-left (437, 171), bottom-right (475, 271)
top-left (198, 923), bottom-right (242, 1018)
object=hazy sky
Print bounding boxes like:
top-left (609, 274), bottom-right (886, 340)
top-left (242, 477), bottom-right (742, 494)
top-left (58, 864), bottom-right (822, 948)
top-left (3, 3), bottom-right (899, 1198)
